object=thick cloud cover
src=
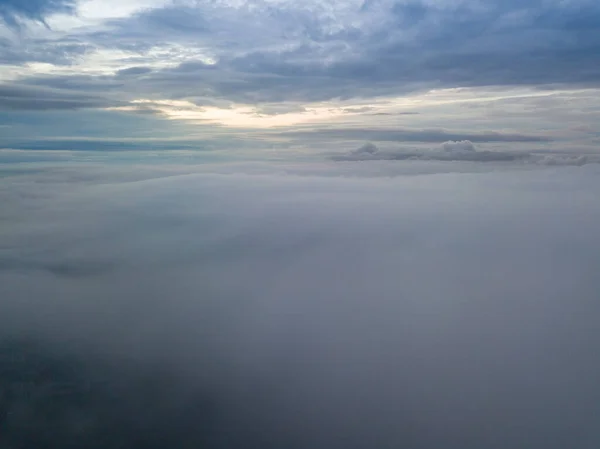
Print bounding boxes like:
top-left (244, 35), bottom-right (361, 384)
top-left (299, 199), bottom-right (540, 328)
top-left (1, 160), bottom-right (600, 448)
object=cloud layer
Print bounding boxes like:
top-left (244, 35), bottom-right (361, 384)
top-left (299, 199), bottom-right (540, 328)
top-left (2, 161), bottom-right (600, 448)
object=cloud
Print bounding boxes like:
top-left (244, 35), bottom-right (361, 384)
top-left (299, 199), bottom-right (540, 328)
top-left (0, 83), bottom-right (120, 111)
top-left (138, 1), bottom-right (600, 100)
top-left (254, 103), bottom-right (307, 116)
top-left (0, 109), bottom-right (210, 149)
top-left (0, 0), bottom-right (75, 28)
top-left (0, 337), bottom-right (219, 448)
top-left (0, 37), bottom-right (90, 66)
top-left (1, 0), bottom-right (597, 115)
top-left (333, 141), bottom-right (600, 165)
top-left (342, 106), bottom-right (375, 114)
top-left (353, 141), bottom-right (379, 155)
top-left (101, 5), bottom-right (210, 40)
top-left (533, 154), bottom-right (592, 166)
top-left (2, 161), bottom-right (600, 447)
top-left (278, 127), bottom-right (552, 143)
top-left (334, 141), bottom-right (521, 162)
top-left (0, 0), bottom-right (596, 161)
top-left (116, 66), bottom-right (153, 77)
top-left (442, 140), bottom-right (476, 153)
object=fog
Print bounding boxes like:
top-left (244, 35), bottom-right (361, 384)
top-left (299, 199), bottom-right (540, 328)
top-left (1, 160), bottom-right (600, 448)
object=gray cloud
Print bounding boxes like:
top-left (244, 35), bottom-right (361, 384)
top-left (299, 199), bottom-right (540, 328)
top-left (1, 161), bottom-right (600, 448)
top-left (333, 141), bottom-right (597, 165)
top-left (342, 106), bottom-right (375, 113)
top-left (0, 37), bottom-right (90, 66)
top-left (121, 1), bottom-right (600, 101)
top-left (1, 0), bottom-right (597, 111)
top-left (277, 127), bottom-right (552, 143)
top-left (0, 83), bottom-right (120, 110)
top-left (0, 0), bottom-right (74, 28)
top-left (98, 5), bottom-right (210, 41)
top-left (116, 66), bottom-right (154, 77)
top-left (333, 141), bottom-right (523, 162)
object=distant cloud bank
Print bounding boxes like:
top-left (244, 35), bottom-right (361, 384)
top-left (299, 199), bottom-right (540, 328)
top-left (333, 141), bottom-right (597, 166)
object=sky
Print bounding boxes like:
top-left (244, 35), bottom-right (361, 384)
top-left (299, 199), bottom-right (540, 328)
top-left (1, 1), bottom-right (600, 448)
top-left (0, 0), bottom-right (599, 156)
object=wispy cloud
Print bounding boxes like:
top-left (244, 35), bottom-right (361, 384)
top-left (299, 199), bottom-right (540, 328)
top-left (0, 0), bottom-right (75, 28)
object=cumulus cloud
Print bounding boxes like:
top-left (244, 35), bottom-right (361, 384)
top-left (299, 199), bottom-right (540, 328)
top-left (1, 160), bottom-right (600, 448)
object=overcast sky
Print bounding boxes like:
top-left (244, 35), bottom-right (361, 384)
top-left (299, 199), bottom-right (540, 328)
top-left (0, 0), bottom-right (599, 154)
top-left (1, 1), bottom-right (600, 448)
